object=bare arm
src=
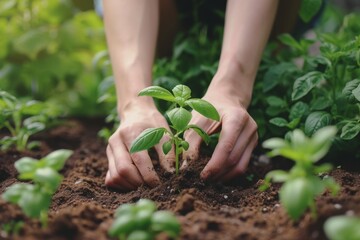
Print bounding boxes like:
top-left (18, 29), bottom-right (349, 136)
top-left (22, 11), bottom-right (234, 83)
top-left (103, 0), bottom-right (175, 190)
top-left (184, 0), bottom-right (278, 181)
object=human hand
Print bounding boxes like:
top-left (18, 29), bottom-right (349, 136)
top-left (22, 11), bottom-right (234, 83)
top-left (182, 81), bottom-right (258, 182)
top-left (105, 101), bottom-right (175, 190)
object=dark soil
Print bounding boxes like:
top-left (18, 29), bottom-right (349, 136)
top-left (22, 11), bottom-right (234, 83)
top-left (0, 119), bottom-right (359, 240)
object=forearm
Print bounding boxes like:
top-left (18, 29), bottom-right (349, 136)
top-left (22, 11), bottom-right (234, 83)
top-left (103, 0), bottom-right (159, 115)
top-left (212, 0), bottom-right (278, 107)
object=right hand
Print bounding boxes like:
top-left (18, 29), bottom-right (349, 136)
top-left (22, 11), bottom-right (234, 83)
top-left (105, 101), bottom-right (175, 191)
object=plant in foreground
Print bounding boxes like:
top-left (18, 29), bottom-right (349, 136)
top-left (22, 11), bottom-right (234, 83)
top-left (130, 84), bottom-right (220, 175)
top-left (2, 149), bottom-right (73, 227)
top-left (1, 220), bottom-right (24, 237)
top-left (109, 199), bottom-right (180, 240)
top-left (0, 90), bottom-right (61, 151)
top-left (260, 126), bottom-right (340, 221)
top-left (324, 215), bottom-right (360, 240)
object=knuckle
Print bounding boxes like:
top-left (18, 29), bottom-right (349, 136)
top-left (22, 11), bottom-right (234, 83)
top-left (222, 140), bottom-right (235, 153)
top-left (131, 153), bottom-right (143, 165)
top-left (227, 156), bottom-right (239, 167)
top-left (116, 166), bottom-right (131, 177)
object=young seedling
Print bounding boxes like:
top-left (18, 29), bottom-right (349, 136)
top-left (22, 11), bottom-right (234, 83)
top-left (324, 215), bottom-right (360, 240)
top-left (108, 199), bottom-right (180, 240)
top-left (2, 149), bottom-right (73, 228)
top-left (260, 126), bottom-right (340, 221)
top-left (0, 90), bottom-right (61, 151)
top-left (130, 84), bottom-right (220, 175)
top-left (1, 220), bottom-right (24, 237)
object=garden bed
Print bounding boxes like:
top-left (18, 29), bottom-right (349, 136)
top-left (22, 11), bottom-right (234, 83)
top-left (0, 119), bottom-right (359, 240)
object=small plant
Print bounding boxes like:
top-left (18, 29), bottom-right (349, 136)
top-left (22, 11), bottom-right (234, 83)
top-left (2, 149), bottom-right (73, 227)
top-left (0, 90), bottom-right (61, 151)
top-left (324, 215), bottom-right (360, 240)
top-left (108, 199), bottom-right (180, 240)
top-left (130, 84), bottom-right (220, 175)
top-left (260, 126), bottom-right (340, 220)
top-left (1, 220), bottom-right (24, 237)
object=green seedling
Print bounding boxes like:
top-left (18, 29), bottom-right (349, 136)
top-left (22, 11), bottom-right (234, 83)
top-left (109, 199), bottom-right (180, 240)
top-left (260, 126), bottom-right (340, 221)
top-left (2, 149), bottom-right (73, 227)
top-left (1, 220), bottom-right (24, 237)
top-left (324, 215), bottom-right (360, 240)
top-left (130, 84), bottom-right (220, 175)
top-left (0, 90), bottom-right (61, 151)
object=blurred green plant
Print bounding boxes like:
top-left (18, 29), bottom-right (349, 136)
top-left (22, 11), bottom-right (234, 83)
top-left (0, 0), bottom-right (106, 116)
top-left (0, 90), bottom-right (62, 151)
top-left (260, 126), bottom-right (340, 221)
top-left (324, 215), bottom-right (360, 240)
top-left (250, 13), bottom-right (360, 159)
top-left (2, 149), bottom-right (73, 228)
top-left (109, 199), bottom-right (180, 240)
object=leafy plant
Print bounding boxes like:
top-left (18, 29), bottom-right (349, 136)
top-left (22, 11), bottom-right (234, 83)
top-left (109, 199), bottom-right (180, 240)
top-left (250, 13), bottom-right (360, 160)
top-left (324, 215), bottom-right (360, 240)
top-left (260, 126), bottom-right (340, 220)
top-left (130, 84), bottom-right (220, 175)
top-left (2, 149), bottom-right (73, 227)
top-left (0, 90), bottom-right (61, 151)
top-left (1, 220), bottom-right (24, 237)
top-left (0, 0), bottom-right (106, 116)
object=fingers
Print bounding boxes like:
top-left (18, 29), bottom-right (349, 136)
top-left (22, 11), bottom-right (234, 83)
top-left (220, 133), bottom-right (258, 182)
top-left (182, 114), bottom-right (220, 169)
top-left (105, 145), bottom-right (142, 190)
top-left (129, 151), bottom-right (161, 187)
top-left (200, 110), bottom-right (248, 180)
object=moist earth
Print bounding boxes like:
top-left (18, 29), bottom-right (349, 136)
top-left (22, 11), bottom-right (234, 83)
top-left (0, 119), bottom-right (359, 240)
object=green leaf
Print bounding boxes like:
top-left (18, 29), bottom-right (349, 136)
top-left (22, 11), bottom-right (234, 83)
top-left (269, 117), bottom-right (288, 127)
top-left (310, 97), bottom-right (332, 111)
top-left (287, 118), bottom-right (301, 129)
top-left (130, 128), bottom-right (166, 153)
top-left (340, 121), bottom-right (360, 140)
top-left (263, 62), bottom-right (298, 92)
top-left (292, 71), bottom-right (324, 101)
top-left (34, 168), bottom-right (62, 192)
top-left (15, 157), bottom-right (38, 178)
top-left (18, 189), bottom-right (51, 218)
top-left (186, 125), bottom-right (210, 145)
top-left (22, 101), bottom-right (45, 115)
top-left (352, 84), bottom-right (360, 102)
top-left (162, 141), bottom-right (172, 155)
top-left (299, 0), bottom-right (323, 23)
top-left (324, 216), bottom-right (360, 240)
top-left (109, 214), bottom-right (138, 237)
top-left (13, 27), bottom-right (52, 59)
top-left (180, 141), bottom-right (189, 151)
top-left (289, 102), bottom-right (309, 120)
top-left (127, 231), bottom-right (152, 240)
top-left (114, 204), bottom-right (136, 218)
top-left (172, 85), bottom-right (191, 100)
top-left (138, 86), bottom-right (175, 102)
top-left (265, 170), bottom-right (289, 183)
top-left (262, 138), bottom-right (287, 149)
top-left (304, 111), bottom-right (331, 136)
top-left (2, 183), bottom-right (33, 204)
top-left (151, 211), bottom-right (180, 238)
top-left (185, 99), bottom-right (220, 121)
top-left (167, 108), bottom-right (192, 131)
top-left (42, 149), bottom-right (73, 171)
top-left (342, 79), bottom-right (360, 103)
top-left (280, 178), bottom-right (313, 221)
top-left (136, 199), bottom-right (157, 213)
top-left (278, 34), bottom-right (303, 52)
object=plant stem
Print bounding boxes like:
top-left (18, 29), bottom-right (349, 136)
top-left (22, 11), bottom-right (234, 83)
top-left (174, 140), bottom-right (180, 175)
top-left (40, 211), bottom-right (48, 229)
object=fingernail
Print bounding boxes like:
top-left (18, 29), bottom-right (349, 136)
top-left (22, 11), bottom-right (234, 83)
top-left (200, 170), bottom-right (210, 180)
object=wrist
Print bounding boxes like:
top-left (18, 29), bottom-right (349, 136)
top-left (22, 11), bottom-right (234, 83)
top-left (118, 97), bottom-right (157, 119)
top-left (208, 60), bottom-right (255, 108)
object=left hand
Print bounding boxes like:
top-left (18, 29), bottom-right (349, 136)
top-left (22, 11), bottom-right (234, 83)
top-left (182, 79), bottom-right (258, 182)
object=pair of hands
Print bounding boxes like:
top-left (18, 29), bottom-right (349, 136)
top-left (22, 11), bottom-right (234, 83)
top-left (105, 83), bottom-right (258, 191)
